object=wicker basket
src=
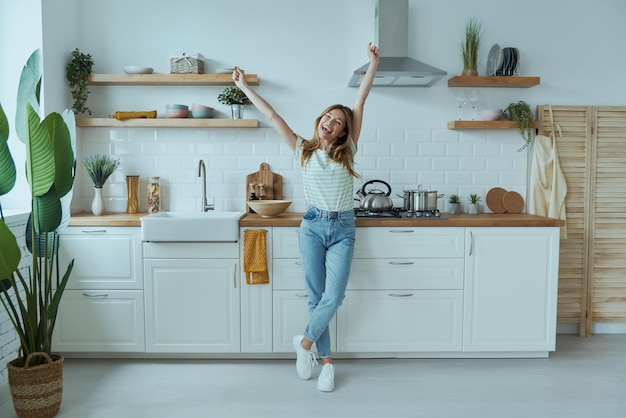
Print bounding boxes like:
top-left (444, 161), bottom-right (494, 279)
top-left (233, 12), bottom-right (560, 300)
top-left (170, 53), bottom-right (205, 74)
top-left (7, 352), bottom-right (64, 418)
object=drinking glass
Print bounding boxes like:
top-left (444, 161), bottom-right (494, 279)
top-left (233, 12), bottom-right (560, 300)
top-left (456, 90), bottom-right (467, 120)
top-left (467, 89), bottom-right (479, 120)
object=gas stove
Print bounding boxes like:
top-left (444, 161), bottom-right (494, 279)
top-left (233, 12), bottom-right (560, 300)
top-left (354, 208), bottom-right (447, 220)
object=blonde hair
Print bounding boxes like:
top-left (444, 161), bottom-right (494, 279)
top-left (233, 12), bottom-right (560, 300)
top-left (300, 104), bottom-right (360, 178)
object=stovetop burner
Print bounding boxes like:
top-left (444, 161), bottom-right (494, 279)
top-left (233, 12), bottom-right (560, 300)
top-left (354, 208), bottom-right (447, 220)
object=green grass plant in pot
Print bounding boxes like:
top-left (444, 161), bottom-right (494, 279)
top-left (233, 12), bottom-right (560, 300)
top-left (83, 154), bottom-right (120, 215)
top-left (0, 49), bottom-right (76, 418)
top-left (461, 18), bottom-right (482, 76)
top-left (217, 86), bottom-right (252, 119)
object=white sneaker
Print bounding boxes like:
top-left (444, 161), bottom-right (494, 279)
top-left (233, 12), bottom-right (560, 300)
top-left (292, 335), bottom-right (317, 380)
top-left (317, 363), bottom-right (335, 392)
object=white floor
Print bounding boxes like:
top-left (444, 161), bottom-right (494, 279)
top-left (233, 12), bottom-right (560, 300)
top-left (1, 335), bottom-right (625, 418)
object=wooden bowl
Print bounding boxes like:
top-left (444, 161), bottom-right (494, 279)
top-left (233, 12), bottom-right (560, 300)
top-left (247, 200), bottom-right (292, 217)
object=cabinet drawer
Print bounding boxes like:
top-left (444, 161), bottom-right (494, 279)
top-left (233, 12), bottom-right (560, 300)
top-left (273, 227), bottom-right (300, 258)
top-left (53, 290), bottom-right (145, 352)
top-left (337, 290), bottom-right (463, 352)
top-left (354, 227), bottom-right (464, 258)
top-left (59, 227), bottom-right (142, 289)
top-left (348, 258), bottom-right (464, 290)
top-left (272, 258), bottom-right (303, 289)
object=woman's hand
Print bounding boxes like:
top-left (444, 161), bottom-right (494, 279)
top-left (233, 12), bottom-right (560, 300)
top-left (232, 66), bottom-right (246, 89)
top-left (367, 42), bottom-right (380, 63)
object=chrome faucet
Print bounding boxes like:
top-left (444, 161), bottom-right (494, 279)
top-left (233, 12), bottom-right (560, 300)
top-left (197, 159), bottom-right (214, 212)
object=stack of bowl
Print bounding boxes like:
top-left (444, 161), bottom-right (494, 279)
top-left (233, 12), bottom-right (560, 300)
top-left (165, 104), bottom-right (188, 118)
top-left (191, 103), bottom-right (213, 118)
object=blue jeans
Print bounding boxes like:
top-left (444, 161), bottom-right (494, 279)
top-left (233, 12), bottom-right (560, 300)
top-left (298, 206), bottom-right (355, 358)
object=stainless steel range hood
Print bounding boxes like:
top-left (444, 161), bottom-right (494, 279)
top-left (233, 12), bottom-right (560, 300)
top-left (348, 0), bottom-right (447, 88)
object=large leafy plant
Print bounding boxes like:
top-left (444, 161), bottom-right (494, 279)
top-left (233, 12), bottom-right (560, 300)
top-left (0, 49), bottom-right (76, 365)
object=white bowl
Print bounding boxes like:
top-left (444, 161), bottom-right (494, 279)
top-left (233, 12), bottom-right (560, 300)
top-left (481, 109), bottom-right (503, 121)
top-left (247, 200), bottom-right (292, 217)
top-left (123, 66), bottom-right (154, 74)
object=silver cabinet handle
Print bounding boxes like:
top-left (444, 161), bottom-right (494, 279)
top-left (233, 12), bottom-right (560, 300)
top-left (295, 292), bottom-right (308, 298)
top-left (83, 292), bottom-right (109, 298)
top-left (388, 261), bottom-right (415, 265)
top-left (469, 231), bottom-right (474, 256)
top-left (389, 230), bottom-right (414, 233)
top-left (81, 229), bottom-right (107, 233)
top-left (294, 261), bottom-right (302, 266)
top-left (388, 293), bottom-right (414, 297)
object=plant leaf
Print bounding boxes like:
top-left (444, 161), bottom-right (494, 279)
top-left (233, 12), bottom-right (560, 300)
top-left (32, 186), bottom-right (62, 234)
top-left (0, 220), bottom-right (21, 281)
top-left (16, 49), bottom-right (42, 144)
top-left (43, 112), bottom-right (74, 197)
top-left (25, 104), bottom-right (54, 198)
top-left (0, 104), bottom-right (17, 196)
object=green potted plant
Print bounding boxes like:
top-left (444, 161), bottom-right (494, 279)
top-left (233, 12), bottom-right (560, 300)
top-left (0, 49), bottom-right (75, 418)
top-left (217, 86), bottom-right (252, 119)
top-left (505, 100), bottom-right (535, 151)
top-left (82, 154), bottom-right (120, 215)
top-left (448, 194), bottom-right (460, 214)
top-left (468, 193), bottom-right (481, 214)
top-left (460, 18), bottom-right (482, 76)
top-left (66, 48), bottom-right (94, 115)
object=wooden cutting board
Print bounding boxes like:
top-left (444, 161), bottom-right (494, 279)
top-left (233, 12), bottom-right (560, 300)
top-left (245, 163), bottom-right (283, 210)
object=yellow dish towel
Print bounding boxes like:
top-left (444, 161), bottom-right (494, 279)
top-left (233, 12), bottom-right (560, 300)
top-left (243, 229), bottom-right (269, 285)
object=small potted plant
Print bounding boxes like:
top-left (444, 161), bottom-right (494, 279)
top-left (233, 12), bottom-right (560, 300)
top-left (468, 193), bottom-right (481, 214)
top-left (505, 100), bottom-right (535, 151)
top-left (217, 86), bottom-right (252, 119)
top-left (460, 18), bottom-right (482, 76)
top-left (83, 154), bottom-right (120, 215)
top-left (448, 194), bottom-right (460, 214)
top-left (66, 48), bottom-right (94, 115)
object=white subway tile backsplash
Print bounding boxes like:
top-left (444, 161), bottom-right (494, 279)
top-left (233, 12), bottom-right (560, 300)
top-left (71, 126), bottom-right (530, 214)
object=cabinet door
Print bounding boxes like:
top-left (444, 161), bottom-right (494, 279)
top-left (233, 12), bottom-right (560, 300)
top-left (272, 290), bottom-right (336, 353)
top-left (144, 259), bottom-right (240, 353)
top-left (59, 227), bottom-right (142, 289)
top-left (463, 227), bottom-right (560, 353)
top-left (53, 290), bottom-right (145, 352)
top-left (337, 290), bottom-right (463, 352)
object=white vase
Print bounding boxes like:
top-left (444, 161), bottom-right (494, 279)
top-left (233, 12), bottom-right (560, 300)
top-left (468, 203), bottom-right (479, 214)
top-left (91, 187), bottom-right (105, 216)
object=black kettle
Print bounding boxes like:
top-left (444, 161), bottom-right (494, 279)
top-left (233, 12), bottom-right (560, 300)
top-left (356, 180), bottom-right (394, 211)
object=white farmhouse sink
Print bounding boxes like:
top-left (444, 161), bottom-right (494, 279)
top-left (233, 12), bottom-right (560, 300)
top-left (141, 211), bottom-right (245, 242)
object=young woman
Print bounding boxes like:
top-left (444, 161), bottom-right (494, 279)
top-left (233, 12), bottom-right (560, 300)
top-left (233, 42), bottom-right (379, 392)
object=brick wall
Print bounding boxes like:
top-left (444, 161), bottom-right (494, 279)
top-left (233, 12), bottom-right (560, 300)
top-left (0, 213), bottom-right (30, 387)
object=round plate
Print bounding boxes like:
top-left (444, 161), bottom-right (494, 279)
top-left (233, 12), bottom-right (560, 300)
top-left (502, 191), bottom-right (524, 213)
top-left (486, 44), bottom-right (503, 76)
top-left (486, 187), bottom-right (507, 213)
top-left (123, 66), bottom-right (154, 74)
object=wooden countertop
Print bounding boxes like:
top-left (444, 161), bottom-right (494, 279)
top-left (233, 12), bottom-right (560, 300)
top-left (69, 211), bottom-right (564, 228)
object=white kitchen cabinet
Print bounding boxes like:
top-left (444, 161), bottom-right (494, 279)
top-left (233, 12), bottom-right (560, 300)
top-left (463, 227), bottom-right (560, 354)
top-left (53, 290), bottom-right (145, 352)
top-left (240, 228), bottom-right (273, 353)
top-left (144, 242), bottom-right (240, 353)
top-left (57, 226), bottom-right (142, 290)
top-left (53, 227), bottom-right (145, 352)
top-left (338, 227), bottom-right (465, 353)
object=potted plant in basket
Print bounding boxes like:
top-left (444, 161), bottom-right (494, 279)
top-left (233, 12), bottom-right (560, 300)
top-left (82, 154), bottom-right (120, 216)
top-left (460, 18), bottom-right (482, 76)
top-left (217, 86), bottom-right (252, 119)
top-left (468, 193), bottom-right (481, 214)
top-left (0, 49), bottom-right (76, 418)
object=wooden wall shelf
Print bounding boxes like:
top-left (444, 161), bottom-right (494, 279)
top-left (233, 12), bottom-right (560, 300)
top-left (88, 73), bottom-right (259, 86)
top-left (448, 76), bottom-right (540, 88)
top-left (75, 118), bottom-right (260, 128)
top-left (447, 120), bottom-right (539, 130)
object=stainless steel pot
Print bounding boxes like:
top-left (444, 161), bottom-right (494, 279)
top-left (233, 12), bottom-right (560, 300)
top-left (414, 185), bottom-right (444, 212)
top-left (357, 180), bottom-right (394, 212)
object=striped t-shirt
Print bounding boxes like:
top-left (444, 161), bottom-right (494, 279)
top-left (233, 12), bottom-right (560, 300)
top-left (295, 136), bottom-right (356, 212)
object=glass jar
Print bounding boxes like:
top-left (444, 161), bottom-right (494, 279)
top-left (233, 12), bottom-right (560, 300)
top-left (147, 176), bottom-right (160, 213)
